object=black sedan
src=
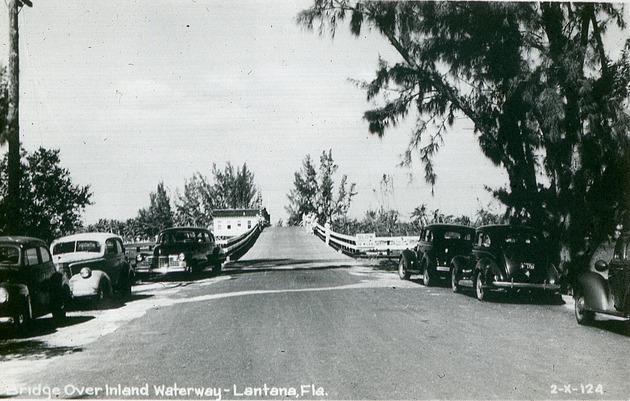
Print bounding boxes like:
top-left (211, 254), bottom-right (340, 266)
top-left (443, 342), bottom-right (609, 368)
top-left (140, 227), bottom-right (225, 276)
top-left (450, 225), bottom-right (561, 301)
top-left (0, 236), bottom-right (70, 332)
top-left (399, 224), bottom-right (475, 286)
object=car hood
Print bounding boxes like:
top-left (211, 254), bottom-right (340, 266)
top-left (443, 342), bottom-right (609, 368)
top-left (53, 252), bottom-right (102, 264)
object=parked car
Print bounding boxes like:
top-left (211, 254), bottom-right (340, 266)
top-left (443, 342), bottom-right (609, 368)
top-left (451, 225), bottom-right (561, 301)
top-left (50, 233), bottom-right (135, 305)
top-left (143, 227), bottom-right (225, 276)
top-left (0, 236), bottom-right (70, 332)
top-left (399, 224), bottom-right (475, 286)
top-left (124, 242), bottom-right (155, 274)
top-left (573, 234), bottom-right (630, 325)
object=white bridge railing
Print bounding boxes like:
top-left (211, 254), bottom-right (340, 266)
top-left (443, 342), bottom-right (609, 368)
top-left (308, 221), bottom-right (417, 258)
top-left (216, 223), bottom-right (263, 261)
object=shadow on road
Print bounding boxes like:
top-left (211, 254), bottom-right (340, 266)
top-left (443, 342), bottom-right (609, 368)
top-left (0, 315), bottom-right (94, 342)
top-left (223, 258), bottom-right (358, 273)
top-left (0, 338), bottom-right (84, 361)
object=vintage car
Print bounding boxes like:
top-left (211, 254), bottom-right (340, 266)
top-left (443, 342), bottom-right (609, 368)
top-left (142, 227), bottom-right (225, 276)
top-left (51, 233), bottom-right (135, 304)
top-left (0, 236), bottom-right (69, 332)
top-left (573, 234), bottom-right (630, 325)
top-left (124, 242), bottom-right (155, 273)
top-left (398, 224), bottom-right (475, 286)
top-left (450, 225), bottom-right (561, 301)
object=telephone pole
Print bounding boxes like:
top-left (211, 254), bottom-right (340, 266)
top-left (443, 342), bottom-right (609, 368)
top-left (5, 0), bottom-right (31, 234)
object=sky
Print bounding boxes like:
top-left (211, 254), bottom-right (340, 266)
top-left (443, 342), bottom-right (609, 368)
top-left (0, 0), bottom-right (558, 226)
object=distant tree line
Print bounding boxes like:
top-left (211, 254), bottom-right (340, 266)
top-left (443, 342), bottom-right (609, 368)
top-left (87, 162), bottom-right (261, 241)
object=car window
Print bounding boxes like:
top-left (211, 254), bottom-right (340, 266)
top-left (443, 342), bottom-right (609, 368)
top-left (504, 232), bottom-right (539, 246)
top-left (76, 241), bottom-right (101, 253)
top-left (39, 246), bottom-right (52, 263)
top-left (106, 239), bottom-right (117, 255)
top-left (52, 241), bottom-right (76, 255)
top-left (0, 245), bottom-right (20, 265)
top-left (25, 247), bottom-right (39, 266)
top-left (115, 239), bottom-right (123, 255)
top-left (444, 231), bottom-right (462, 239)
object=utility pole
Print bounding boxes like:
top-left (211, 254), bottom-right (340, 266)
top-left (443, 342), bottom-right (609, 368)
top-left (5, 0), bottom-right (31, 234)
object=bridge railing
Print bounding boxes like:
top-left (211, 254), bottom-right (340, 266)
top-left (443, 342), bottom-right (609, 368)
top-left (216, 223), bottom-right (263, 261)
top-left (310, 221), bottom-right (417, 258)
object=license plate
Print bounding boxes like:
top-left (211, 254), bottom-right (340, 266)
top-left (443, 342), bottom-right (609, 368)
top-left (522, 263), bottom-right (535, 270)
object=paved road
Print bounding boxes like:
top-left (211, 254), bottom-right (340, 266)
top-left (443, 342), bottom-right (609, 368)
top-left (1, 227), bottom-right (629, 400)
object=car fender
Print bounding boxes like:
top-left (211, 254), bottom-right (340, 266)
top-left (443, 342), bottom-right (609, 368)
top-left (475, 258), bottom-right (501, 282)
top-left (400, 249), bottom-right (418, 272)
top-left (70, 269), bottom-right (112, 296)
top-left (575, 271), bottom-right (612, 312)
top-left (451, 255), bottom-right (469, 275)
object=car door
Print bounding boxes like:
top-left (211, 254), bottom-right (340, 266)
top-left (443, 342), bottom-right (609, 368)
top-left (104, 238), bottom-right (123, 286)
top-left (22, 246), bottom-right (51, 317)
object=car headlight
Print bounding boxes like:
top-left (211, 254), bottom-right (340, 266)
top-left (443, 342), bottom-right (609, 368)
top-left (0, 287), bottom-right (8, 304)
top-left (80, 267), bottom-right (92, 279)
top-left (136, 254), bottom-right (144, 262)
top-left (178, 253), bottom-right (186, 261)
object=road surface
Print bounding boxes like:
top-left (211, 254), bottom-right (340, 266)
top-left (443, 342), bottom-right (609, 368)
top-left (0, 227), bottom-right (629, 400)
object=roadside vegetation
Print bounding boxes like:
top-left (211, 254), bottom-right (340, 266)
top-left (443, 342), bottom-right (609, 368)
top-left (298, 1), bottom-right (630, 275)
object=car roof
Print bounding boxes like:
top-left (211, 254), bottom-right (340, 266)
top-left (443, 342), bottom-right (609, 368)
top-left (425, 223), bottom-right (474, 231)
top-left (0, 236), bottom-right (47, 247)
top-left (477, 224), bottom-right (539, 233)
top-left (159, 227), bottom-right (210, 233)
top-left (51, 232), bottom-right (122, 244)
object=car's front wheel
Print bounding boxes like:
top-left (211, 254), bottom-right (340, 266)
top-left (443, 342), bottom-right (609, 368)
top-left (422, 262), bottom-right (433, 287)
top-left (13, 297), bottom-right (32, 334)
top-left (398, 256), bottom-right (411, 280)
top-left (474, 271), bottom-right (486, 301)
top-left (451, 267), bottom-right (460, 293)
top-left (574, 289), bottom-right (595, 325)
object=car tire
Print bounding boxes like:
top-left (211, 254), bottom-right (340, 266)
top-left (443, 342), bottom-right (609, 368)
top-left (422, 262), bottom-right (433, 287)
top-left (574, 289), bottom-right (595, 325)
top-left (451, 268), bottom-right (460, 293)
top-left (474, 271), bottom-right (486, 301)
top-left (398, 256), bottom-right (411, 280)
top-left (52, 292), bottom-right (67, 320)
top-left (94, 282), bottom-right (107, 309)
top-left (13, 297), bottom-right (32, 334)
top-left (212, 260), bottom-right (222, 275)
top-left (120, 272), bottom-right (133, 298)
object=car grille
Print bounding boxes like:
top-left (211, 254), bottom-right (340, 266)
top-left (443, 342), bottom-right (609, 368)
top-left (147, 256), bottom-right (180, 268)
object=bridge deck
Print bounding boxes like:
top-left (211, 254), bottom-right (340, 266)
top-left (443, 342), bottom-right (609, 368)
top-left (228, 226), bottom-right (355, 270)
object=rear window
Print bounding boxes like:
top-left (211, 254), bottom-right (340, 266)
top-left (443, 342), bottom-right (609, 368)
top-left (0, 245), bottom-right (20, 265)
top-left (52, 240), bottom-right (101, 255)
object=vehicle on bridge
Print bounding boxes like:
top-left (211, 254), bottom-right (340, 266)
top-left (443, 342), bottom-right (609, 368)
top-left (51, 233), bottom-right (135, 305)
top-left (398, 224), bottom-right (475, 286)
top-left (573, 234), bottom-right (630, 325)
top-left (0, 236), bottom-right (69, 332)
top-left (450, 225), bottom-right (561, 301)
top-left (139, 227), bottom-right (225, 276)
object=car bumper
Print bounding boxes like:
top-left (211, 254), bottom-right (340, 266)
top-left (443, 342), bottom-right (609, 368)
top-left (0, 316), bottom-right (15, 324)
top-left (491, 281), bottom-right (561, 291)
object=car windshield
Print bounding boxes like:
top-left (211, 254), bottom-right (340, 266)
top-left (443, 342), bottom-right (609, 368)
top-left (52, 240), bottom-right (101, 255)
top-left (159, 230), bottom-right (201, 244)
top-left (0, 245), bottom-right (20, 266)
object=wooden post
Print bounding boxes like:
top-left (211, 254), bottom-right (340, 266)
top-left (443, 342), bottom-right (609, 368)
top-left (5, 0), bottom-right (21, 234)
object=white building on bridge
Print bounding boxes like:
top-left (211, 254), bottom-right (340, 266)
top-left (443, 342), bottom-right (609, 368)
top-left (212, 208), bottom-right (269, 238)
